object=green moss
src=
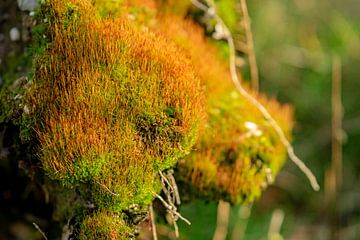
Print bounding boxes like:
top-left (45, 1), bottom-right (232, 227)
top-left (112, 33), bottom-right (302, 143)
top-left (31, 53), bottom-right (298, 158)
top-left (177, 88), bottom-right (292, 204)
top-left (78, 211), bottom-right (134, 240)
top-left (26, 3), bottom-right (205, 238)
top-left (214, 0), bottom-right (239, 33)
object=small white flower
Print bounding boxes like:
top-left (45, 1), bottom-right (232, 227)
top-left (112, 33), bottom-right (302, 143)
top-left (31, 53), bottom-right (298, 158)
top-left (253, 129), bottom-right (263, 137)
top-left (244, 121), bottom-right (258, 131)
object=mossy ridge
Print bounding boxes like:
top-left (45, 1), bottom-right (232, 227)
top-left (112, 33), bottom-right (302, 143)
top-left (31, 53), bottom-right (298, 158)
top-left (28, 0), bottom-right (205, 234)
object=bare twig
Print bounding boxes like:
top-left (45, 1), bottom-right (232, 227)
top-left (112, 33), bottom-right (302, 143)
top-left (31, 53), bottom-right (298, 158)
top-left (154, 170), bottom-right (188, 238)
top-left (33, 222), bottom-right (48, 240)
top-left (173, 220), bottom-right (179, 238)
top-left (191, 0), bottom-right (320, 191)
top-left (239, 0), bottom-right (259, 91)
top-left (96, 181), bottom-right (120, 196)
top-left (153, 192), bottom-right (191, 225)
top-left (267, 209), bottom-right (285, 240)
top-left (231, 204), bottom-right (252, 240)
top-left (331, 56), bottom-right (343, 190)
top-left (326, 55), bottom-right (343, 240)
top-left (167, 171), bottom-right (181, 205)
top-left (213, 200), bottom-right (231, 240)
top-left (150, 204), bottom-right (158, 240)
top-left (159, 170), bottom-right (174, 192)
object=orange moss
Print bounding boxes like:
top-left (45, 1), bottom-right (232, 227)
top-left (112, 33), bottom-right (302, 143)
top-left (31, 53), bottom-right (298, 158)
top-left (78, 210), bottom-right (133, 240)
top-left (29, 0), bottom-right (205, 210)
top-left (152, 14), bottom-right (294, 203)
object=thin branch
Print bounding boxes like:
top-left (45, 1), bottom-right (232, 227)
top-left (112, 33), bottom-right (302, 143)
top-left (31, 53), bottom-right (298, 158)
top-left (331, 56), bottom-right (343, 190)
top-left (173, 220), bottom-right (179, 238)
top-left (167, 171), bottom-right (181, 205)
top-left (267, 209), bottom-right (285, 240)
top-left (239, 0), bottom-right (259, 91)
top-left (191, 0), bottom-right (209, 12)
top-left (231, 204), bottom-right (252, 240)
top-left (153, 192), bottom-right (191, 225)
top-left (150, 204), bottom-right (158, 240)
top-left (96, 181), bottom-right (120, 196)
top-left (212, 200), bottom-right (230, 240)
top-left (33, 222), bottom-right (48, 240)
top-left (159, 170), bottom-right (174, 192)
top-left (191, 0), bottom-right (320, 191)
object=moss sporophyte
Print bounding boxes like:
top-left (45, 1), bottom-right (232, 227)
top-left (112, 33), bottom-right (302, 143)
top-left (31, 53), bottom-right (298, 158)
top-left (21, 0), bottom-right (293, 238)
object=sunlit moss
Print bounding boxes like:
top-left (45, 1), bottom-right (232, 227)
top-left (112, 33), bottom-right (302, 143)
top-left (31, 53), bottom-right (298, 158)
top-left (78, 210), bottom-right (134, 240)
top-left (28, 0), bottom-right (205, 214)
top-left (152, 14), bottom-right (293, 204)
top-left (22, 0), bottom-right (296, 238)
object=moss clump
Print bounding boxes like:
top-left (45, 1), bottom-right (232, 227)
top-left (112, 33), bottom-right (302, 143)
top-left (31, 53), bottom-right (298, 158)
top-left (9, 0), bottom-right (297, 238)
top-left (28, 0), bottom-right (204, 213)
top-left (178, 89), bottom-right (293, 203)
top-left (78, 210), bottom-right (134, 240)
top-left (150, 14), bottom-right (293, 203)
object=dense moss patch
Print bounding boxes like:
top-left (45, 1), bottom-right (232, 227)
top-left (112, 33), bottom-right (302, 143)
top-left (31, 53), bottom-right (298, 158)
top-left (27, 0), bottom-right (205, 221)
top-left (150, 14), bottom-right (293, 203)
top-left (78, 210), bottom-right (134, 240)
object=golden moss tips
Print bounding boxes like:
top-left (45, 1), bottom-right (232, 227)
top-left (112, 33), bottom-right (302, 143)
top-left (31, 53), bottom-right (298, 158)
top-left (78, 211), bottom-right (133, 240)
top-left (151, 14), bottom-right (293, 203)
top-left (29, 0), bottom-right (205, 212)
top-left (178, 88), bottom-right (293, 204)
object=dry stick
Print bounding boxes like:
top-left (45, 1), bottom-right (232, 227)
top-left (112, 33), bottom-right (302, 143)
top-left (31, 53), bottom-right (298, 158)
top-left (159, 171), bottom-right (176, 214)
top-left (213, 200), bottom-right (231, 240)
top-left (159, 170), bottom-right (174, 192)
top-left (150, 204), bottom-right (158, 240)
top-left (329, 56), bottom-right (343, 240)
top-left (231, 204), bottom-right (252, 240)
top-left (96, 181), bottom-right (120, 196)
top-left (331, 56), bottom-right (343, 190)
top-left (33, 222), bottom-right (48, 240)
top-left (158, 170), bottom-right (184, 237)
top-left (267, 209), bottom-right (285, 240)
top-left (153, 193), bottom-right (191, 225)
top-left (173, 220), bottom-right (180, 238)
top-left (191, 0), bottom-right (320, 191)
top-left (167, 172), bottom-right (181, 205)
top-left (239, 0), bottom-right (259, 92)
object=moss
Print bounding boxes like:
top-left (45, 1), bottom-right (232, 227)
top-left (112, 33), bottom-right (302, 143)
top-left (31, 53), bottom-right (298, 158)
top-left (214, 0), bottom-right (239, 33)
top-left (26, 1), bottom-right (205, 233)
top-left (78, 210), bottom-right (134, 240)
top-left (12, 0), bottom-right (297, 238)
top-left (148, 13), bottom-right (293, 204)
top-left (178, 87), bottom-right (293, 203)
top-left (156, 0), bottom-right (192, 16)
